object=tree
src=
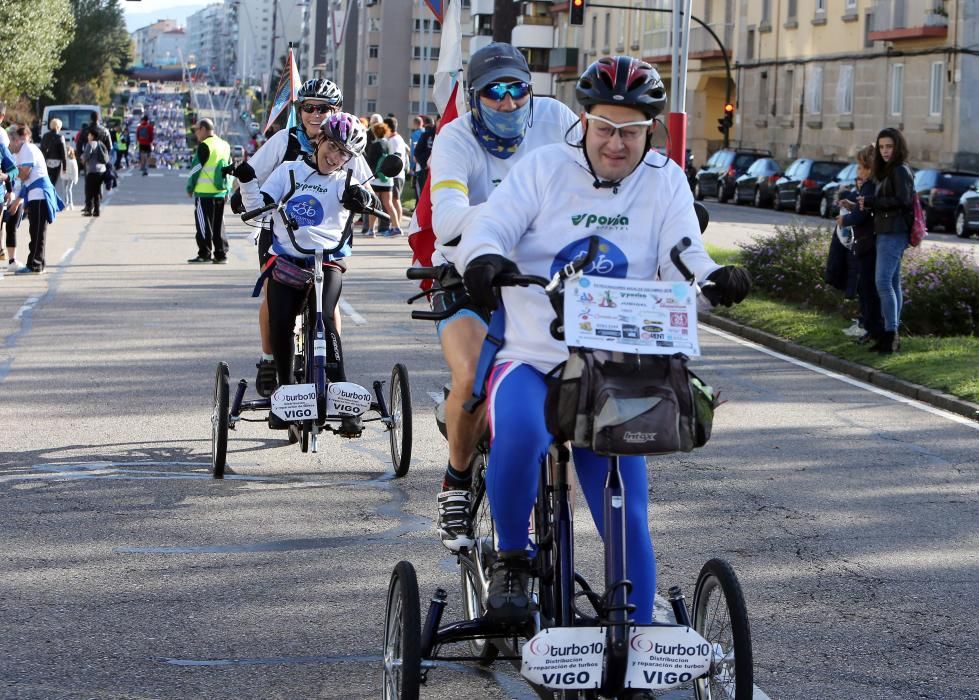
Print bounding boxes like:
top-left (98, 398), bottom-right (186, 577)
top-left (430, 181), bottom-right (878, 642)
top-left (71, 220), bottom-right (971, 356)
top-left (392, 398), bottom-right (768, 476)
top-left (50, 0), bottom-right (132, 105)
top-left (0, 0), bottom-right (75, 102)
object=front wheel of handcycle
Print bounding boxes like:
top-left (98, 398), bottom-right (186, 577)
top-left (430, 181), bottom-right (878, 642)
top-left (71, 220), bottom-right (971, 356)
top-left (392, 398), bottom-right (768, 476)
top-left (389, 363), bottom-right (413, 477)
top-left (211, 362), bottom-right (230, 479)
top-left (382, 560), bottom-right (421, 700)
top-left (458, 451), bottom-right (499, 664)
top-left (692, 558), bottom-right (753, 700)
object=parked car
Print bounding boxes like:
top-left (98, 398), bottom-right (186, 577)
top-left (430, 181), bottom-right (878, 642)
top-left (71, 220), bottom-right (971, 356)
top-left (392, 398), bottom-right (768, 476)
top-left (774, 159), bottom-right (845, 214)
top-left (694, 148), bottom-right (771, 203)
top-left (733, 157), bottom-right (783, 207)
top-left (818, 162), bottom-right (859, 218)
top-left (953, 183), bottom-right (979, 238)
top-left (912, 169), bottom-right (979, 231)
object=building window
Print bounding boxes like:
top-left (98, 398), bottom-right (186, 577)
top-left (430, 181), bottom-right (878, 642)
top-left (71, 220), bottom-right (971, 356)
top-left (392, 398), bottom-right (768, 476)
top-left (368, 45), bottom-right (379, 59)
top-left (846, 0), bottom-right (857, 8)
top-left (780, 68), bottom-right (794, 115)
top-left (787, 0), bottom-right (797, 21)
top-left (413, 18), bottom-right (441, 32)
top-left (366, 100), bottom-right (376, 113)
top-left (929, 61), bottom-right (944, 117)
top-left (410, 101), bottom-right (422, 114)
top-left (604, 12), bottom-right (611, 48)
top-left (369, 17), bottom-right (381, 32)
top-left (759, 71), bottom-right (768, 116)
top-left (413, 46), bottom-right (440, 60)
top-left (704, 0), bottom-right (712, 24)
top-left (836, 64), bottom-right (853, 115)
top-left (746, 28), bottom-right (755, 61)
top-left (591, 15), bottom-right (598, 49)
top-left (367, 72), bottom-right (378, 86)
top-left (806, 64), bottom-right (823, 114)
top-left (815, 0), bottom-right (826, 11)
top-left (890, 63), bottom-right (903, 116)
top-left (411, 73), bottom-right (436, 87)
top-left (864, 12), bottom-right (875, 47)
top-left (761, 0), bottom-right (771, 24)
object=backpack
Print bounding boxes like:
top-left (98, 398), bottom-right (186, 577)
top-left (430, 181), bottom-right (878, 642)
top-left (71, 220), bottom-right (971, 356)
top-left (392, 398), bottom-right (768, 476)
top-left (909, 193), bottom-right (927, 247)
top-left (137, 124), bottom-right (150, 141)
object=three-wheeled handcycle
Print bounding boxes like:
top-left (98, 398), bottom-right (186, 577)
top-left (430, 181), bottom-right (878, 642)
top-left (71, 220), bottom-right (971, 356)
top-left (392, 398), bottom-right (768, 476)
top-left (210, 162), bottom-right (412, 479)
top-left (384, 234), bottom-right (753, 699)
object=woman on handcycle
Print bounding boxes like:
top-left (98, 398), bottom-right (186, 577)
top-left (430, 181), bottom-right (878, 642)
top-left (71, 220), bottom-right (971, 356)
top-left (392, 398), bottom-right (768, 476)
top-left (239, 112), bottom-right (379, 436)
top-left (453, 57), bottom-right (752, 642)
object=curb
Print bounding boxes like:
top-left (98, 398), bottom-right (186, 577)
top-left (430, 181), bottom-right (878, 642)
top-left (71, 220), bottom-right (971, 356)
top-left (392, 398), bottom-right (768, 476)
top-left (700, 313), bottom-right (979, 423)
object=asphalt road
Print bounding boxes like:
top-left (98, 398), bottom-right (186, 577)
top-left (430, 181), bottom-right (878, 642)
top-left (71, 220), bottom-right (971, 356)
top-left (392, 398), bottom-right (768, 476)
top-left (1, 171), bottom-right (976, 700)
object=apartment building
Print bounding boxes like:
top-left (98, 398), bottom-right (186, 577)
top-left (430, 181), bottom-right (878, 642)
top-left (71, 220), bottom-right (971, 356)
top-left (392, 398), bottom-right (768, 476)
top-left (187, 4), bottom-right (238, 83)
top-left (543, 0), bottom-right (977, 169)
top-left (236, 0), bottom-right (305, 88)
top-left (132, 20), bottom-right (186, 69)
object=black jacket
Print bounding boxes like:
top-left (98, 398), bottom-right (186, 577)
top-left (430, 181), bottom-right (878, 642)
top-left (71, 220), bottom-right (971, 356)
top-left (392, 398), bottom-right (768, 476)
top-left (39, 131), bottom-right (67, 171)
top-left (867, 164), bottom-right (913, 236)
top-left (413, 127), bottom-right (436, 170)
top-left (841, 180), bottom-right (876, 256)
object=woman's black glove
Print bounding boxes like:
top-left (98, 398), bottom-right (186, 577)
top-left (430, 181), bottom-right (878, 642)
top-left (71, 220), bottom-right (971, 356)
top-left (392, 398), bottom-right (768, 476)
top-left (341, 184), bottom-right (379, 214)
top-left (702, 265), bottom-right (752, 307)
top-left (464, 254), bottom-right (519, 310)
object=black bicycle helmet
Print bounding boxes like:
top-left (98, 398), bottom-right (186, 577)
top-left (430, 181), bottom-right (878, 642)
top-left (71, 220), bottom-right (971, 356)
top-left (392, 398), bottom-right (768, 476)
top-left (575, 56), bottom-right (667, 119)
top-left (297, 79), bottom-right (343, 108)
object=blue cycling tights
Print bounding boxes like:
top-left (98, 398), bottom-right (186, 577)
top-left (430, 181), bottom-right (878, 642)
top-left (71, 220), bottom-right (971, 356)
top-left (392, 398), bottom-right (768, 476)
top-left (485, 361), bottom-right (657, 624)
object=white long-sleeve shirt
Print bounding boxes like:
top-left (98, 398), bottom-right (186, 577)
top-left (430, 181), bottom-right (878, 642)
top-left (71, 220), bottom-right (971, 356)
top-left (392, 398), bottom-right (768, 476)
top-left (429, 96), bottom-right (580, 265)
top-left (455, 144), bottom-right (721, 373)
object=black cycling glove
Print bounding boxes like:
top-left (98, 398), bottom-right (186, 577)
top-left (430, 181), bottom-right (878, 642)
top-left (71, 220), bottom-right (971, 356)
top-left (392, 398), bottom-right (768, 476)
top-left (464, 254), bottom-right (519, 310)
top-left (340, 184), bottom-right (379, 215)
top-left (702, 265), bottom-right (752, 307)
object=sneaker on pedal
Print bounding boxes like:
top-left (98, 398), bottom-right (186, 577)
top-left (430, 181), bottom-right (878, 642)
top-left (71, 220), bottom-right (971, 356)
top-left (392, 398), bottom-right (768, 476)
top-left (337, 415), bottom-right (363, 437)
top-left (268, 411), bottom-right (289, 430)
top-left (485, 551), bottom-right (532, 623)
top-left (255, 359), bottom-right (278, 398)
top-left (436, 489), bottom-right (475, 552)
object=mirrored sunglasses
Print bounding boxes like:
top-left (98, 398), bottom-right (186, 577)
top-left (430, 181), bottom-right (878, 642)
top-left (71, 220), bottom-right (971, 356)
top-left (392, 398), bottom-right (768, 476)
top-left (584, 113), bottom-right (653, 142)
top-left (301, 103), bottom-right (334, 115)
top-left (480, 81), bottom-right (531, 102)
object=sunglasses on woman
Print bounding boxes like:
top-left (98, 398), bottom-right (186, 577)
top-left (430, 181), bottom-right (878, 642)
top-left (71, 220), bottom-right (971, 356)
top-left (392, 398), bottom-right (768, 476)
top-left (301, 103), bottom-right (334, 115)
top-left (479, 81), bottom-right (531, 102)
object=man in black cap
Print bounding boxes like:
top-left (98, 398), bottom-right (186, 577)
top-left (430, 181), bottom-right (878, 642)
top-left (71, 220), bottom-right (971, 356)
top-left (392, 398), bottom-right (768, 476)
top-left (425, 42), bottom-right (581, 553)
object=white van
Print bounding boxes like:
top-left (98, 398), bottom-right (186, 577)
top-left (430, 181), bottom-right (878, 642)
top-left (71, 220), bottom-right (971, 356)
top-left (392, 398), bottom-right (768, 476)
top-left (41, 104), bottom-right (101, 146)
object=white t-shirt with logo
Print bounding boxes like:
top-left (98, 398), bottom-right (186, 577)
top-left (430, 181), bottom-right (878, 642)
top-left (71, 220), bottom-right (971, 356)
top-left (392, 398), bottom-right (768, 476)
top-left (258, 159), bottom-right (353, 261)
top-left (429, 96), bottom-right (581, 265)
top-left (385, 132), bottom-right (410, 178)
top-left (455, 143), bottom-right (721, 373)
top-left (16, 143), bottom-right (48, 202)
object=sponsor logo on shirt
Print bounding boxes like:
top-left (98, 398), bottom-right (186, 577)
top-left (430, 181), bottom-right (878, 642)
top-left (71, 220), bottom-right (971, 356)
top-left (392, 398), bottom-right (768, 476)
top-left (286, 196), bottom-right (326, 227)
top-left (570, 213), bottom-right (630, 229)
top-left (550, 236), bottom-right (629, 279)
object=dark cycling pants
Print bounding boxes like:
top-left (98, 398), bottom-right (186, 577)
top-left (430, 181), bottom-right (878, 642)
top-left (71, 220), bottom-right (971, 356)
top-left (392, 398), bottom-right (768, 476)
top-left (4, 203), bottom-right (24, 249)
top-left (267, 265), bottom-right (344, 388)
top-left (25, 200), bottom-right (49, 272)
top-left (84, 173), bottom-right (103, 215)
top-left (194, 196), bottom-right (227, 260)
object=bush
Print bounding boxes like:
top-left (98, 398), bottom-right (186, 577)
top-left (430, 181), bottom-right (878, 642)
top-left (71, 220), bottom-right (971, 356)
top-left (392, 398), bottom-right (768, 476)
top-left (738, 224), bottom-right (979, 337)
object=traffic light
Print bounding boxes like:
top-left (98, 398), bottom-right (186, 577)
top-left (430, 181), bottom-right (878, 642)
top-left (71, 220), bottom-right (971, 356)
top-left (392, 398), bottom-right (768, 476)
top-left (717, 102), bottom-right (734, 135)
top-left (570, 0), bottom-right (586, 26)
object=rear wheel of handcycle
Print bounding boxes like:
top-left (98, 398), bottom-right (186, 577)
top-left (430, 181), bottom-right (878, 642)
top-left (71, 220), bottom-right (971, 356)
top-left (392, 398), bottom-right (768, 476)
top-left (382, 561), bottom-right (421, 700)
top-left (458, 451), bottom-right (499, 665)
top-left (389, 363), bottom-right (413, 477)
top-left (299, 302), bottom-right (314, 453)
top-left (692, 558), bottom-right (753, 700)
top-left (211, 362), bottom-right (230, 479)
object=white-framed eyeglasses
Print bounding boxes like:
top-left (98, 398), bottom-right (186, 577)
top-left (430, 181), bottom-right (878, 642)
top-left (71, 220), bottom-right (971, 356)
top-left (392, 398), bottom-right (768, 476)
top-left (584, 113), bottom-right (653, 142)
top-left (320, 138), bottom-right (352, 163)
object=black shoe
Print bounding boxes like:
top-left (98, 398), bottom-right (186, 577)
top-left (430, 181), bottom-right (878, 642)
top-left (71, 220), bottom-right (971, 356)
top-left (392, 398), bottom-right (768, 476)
top-left (212, 257), bottom-right (228, 264)
top-left (856, 332), bottom-right (876, 345)
top-left (187, 255), bottom-right (211, 263)
top-left (255, 359), bottom-right (278, 398)
top-left (486, 552), bottom-right (532, 623)
top-left (872, 331), bottom-right (897, 354)
top-left (268, 412), bottom-right (290, 430)
top-left (81, 210), bottom-right (92, 217)
top-left (337, 416), bottom-right (363, 438)
top-left (93, 212), bottom-right (100, 217)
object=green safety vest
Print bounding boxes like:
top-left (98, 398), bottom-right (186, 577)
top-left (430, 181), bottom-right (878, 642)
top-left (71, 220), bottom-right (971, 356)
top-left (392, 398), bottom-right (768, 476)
top-left (115, 133), bottom-right (128, 151)
top-left (194, 135), bottom-right (231, 196)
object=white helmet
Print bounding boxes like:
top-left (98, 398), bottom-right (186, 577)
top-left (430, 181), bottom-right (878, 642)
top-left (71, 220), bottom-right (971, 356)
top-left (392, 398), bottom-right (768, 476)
top-left (320, 112), bottom-right (367, 157)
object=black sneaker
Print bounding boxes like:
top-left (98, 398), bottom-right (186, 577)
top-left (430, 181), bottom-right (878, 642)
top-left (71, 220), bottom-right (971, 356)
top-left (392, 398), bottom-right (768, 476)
top-left (485, 552), bottom-right (532, 623)
top-left (212, 257), bottom-right (228, 264)
top-left (187, 255), bottom-right (211, 263)
top-left (255, 359), bottom-right (277, 398)
top-left (337, 416), bottom-right (363, 438)
top-left (268, 412), bottom-right (290, 430)
top-left (436, 489), bottom-right (475, 551)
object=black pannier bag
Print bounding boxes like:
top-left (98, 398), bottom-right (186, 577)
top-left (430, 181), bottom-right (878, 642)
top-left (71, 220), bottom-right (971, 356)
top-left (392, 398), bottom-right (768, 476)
top-left (545, 348), bottom-right (718, 456)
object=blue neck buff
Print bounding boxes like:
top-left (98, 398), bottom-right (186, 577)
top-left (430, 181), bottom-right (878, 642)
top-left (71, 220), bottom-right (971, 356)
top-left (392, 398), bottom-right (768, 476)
top-left (469, 94), bottom-right (531, 160)
top-left (296, 126), bottom-right (313, 154)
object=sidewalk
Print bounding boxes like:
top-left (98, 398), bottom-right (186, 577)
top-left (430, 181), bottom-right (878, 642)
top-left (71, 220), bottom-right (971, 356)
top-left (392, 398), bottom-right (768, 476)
top-left (701, 312), bottom-right (979, 422)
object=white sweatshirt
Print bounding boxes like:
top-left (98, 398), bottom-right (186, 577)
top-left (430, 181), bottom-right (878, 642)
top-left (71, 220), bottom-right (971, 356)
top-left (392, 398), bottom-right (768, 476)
top-left (455, 144), bottom-right (721, 373)
top-left (429, 96), bottom-right (580, 264)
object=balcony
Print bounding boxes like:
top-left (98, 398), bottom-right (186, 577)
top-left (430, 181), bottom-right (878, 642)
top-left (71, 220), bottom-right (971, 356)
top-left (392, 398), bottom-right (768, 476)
top-left (642, 23), bottom-right (733, 63)
top-left (470, 0), bottom-right (494, 16)
top-left (869, 0), bottom-right (948, 41)
top-left (512, 23), bottom-right (555, 49)
top-left (549, 47), bottom-right (579, 74)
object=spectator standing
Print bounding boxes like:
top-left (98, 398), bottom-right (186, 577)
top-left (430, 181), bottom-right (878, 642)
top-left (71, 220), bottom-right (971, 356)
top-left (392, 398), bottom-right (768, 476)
top-left (408, 115), bottom-right (423, 193)
top-left (76, 112), bottom-right (111, 155)
top-left (861, 128), bottom-right (913, 355)
top-left (412, 116), bottom-right (436, 198)
top-left (837, 145), bottom-right (882, 346)
top-left (8, 125), bottom-right (57, 273)
top-left (113, 125), bottom-right (130, 169)
top-left (186, 119), bottom-right (231, 263)
top-left (60, 146), bottom-right (78, 211)
top-left (1, 127), bottom-right (19, 265)
top-left (364, 121), bottom-right (395, 236)
top-left (81, 129), bottom-right (110, 217)
top-left (40, 118), bottom-right (68, 189)
top-left (382, 116), bottom-right (410, 236)
top-left (136, 115), bottom-right (155, 175)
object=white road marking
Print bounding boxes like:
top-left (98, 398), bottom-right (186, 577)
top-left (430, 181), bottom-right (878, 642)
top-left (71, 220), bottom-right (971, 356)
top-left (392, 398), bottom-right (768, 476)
top-left (339, 298), bottom-right (367, 325)
top-left (701, 324), bottom-right (979, 430)
top-left (58, 247), bottom-right (75, 264)
top-left (13, 296), bottom-right (41, 321)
